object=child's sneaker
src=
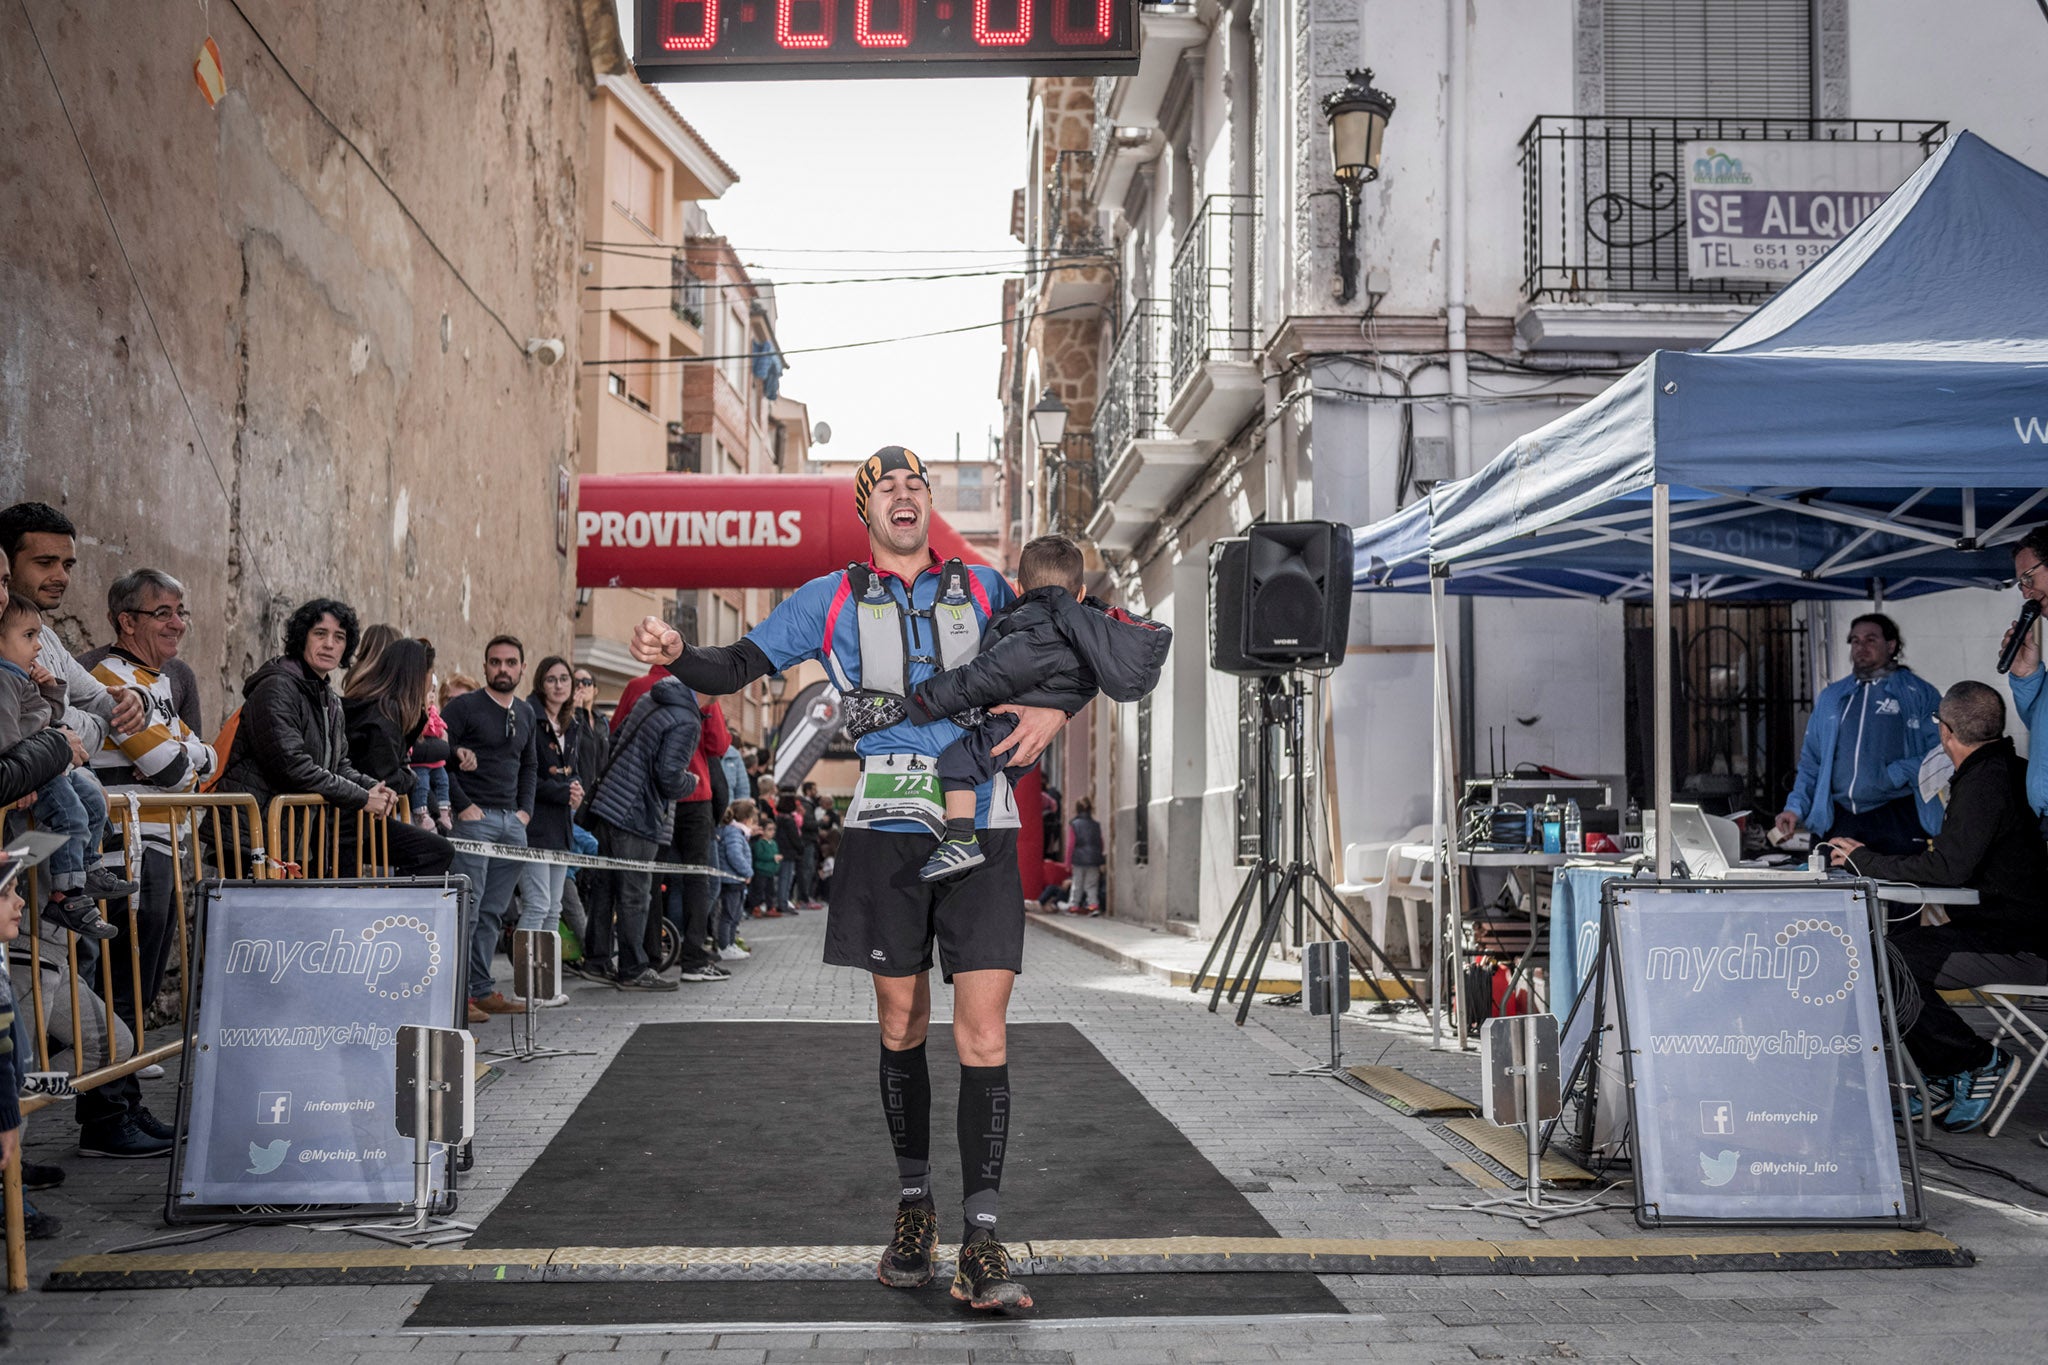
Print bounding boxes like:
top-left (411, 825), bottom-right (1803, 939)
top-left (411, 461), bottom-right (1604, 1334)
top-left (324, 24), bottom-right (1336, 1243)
top-left (920, 836), bottom-right (986, 882)
top-left (19, 1072), bottom-right (77, 1099)
top-left (81, 865), bottom-right (140, 901)
top-left (43, 892), bottom-right (120, 941)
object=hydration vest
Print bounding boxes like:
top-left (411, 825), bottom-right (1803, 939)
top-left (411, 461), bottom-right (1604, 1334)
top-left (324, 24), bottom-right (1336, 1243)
top-left (843, 557), bottom-right (983, 699)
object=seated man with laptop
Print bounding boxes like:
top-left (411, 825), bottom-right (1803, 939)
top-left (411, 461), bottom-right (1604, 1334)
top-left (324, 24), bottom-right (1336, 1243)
top-left (1826, 680), bottom-right (2048, 1132)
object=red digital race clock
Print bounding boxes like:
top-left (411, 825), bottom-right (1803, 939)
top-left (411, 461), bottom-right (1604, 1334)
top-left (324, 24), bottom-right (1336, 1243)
top-left (632, 0), bottom-right (1141, 81)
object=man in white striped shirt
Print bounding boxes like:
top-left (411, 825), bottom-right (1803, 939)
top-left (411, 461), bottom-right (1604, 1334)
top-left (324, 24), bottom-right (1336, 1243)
top-left (79, 569), bottom-right (216, 1160)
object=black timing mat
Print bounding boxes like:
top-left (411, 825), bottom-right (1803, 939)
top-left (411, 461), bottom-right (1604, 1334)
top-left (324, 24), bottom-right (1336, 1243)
top-left (408, 1021), bottom-right (1344, 1325)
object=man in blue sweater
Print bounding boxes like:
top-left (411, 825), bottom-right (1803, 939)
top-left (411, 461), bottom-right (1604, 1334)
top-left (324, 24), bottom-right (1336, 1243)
top-left (2001, 525), bottom-right (2048, 836)
top-left (1774, 613), bottom-right (1943, 856)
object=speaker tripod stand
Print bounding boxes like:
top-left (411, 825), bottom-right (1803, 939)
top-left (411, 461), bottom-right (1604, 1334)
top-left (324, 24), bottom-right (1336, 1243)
top-left (1194, 673), bottom-right (1422, 1025)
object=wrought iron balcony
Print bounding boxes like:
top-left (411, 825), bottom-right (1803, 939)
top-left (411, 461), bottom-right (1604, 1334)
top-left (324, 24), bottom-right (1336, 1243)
top-left (1518, 116), bottom-right (1946, 304)
top-left (1092, 301), bottom-right (1171, 468)
top-left (1044, 432), bottom-right (1099, 541)
top-left (1169, 195), bottom-right (1258, 401)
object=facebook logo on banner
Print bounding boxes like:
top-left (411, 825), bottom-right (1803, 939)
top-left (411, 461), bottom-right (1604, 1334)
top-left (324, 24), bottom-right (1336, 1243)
top-left (258, 1092), bottom-right (293, 1125)
top-left (1701, 1100), bottom-right (1733, 1136)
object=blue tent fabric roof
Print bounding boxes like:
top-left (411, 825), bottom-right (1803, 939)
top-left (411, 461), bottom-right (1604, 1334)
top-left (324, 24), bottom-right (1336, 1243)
top-left (1356, 131), bottom-right (2048, 602)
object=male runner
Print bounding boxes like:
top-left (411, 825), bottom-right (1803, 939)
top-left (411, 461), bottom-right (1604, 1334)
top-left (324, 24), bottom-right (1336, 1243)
top-left (628, 446), bottom-right (1065, 1310)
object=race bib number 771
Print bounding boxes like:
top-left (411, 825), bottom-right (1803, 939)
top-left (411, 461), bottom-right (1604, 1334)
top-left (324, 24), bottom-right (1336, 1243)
top-left (845, 756), bottom-right (946, 836)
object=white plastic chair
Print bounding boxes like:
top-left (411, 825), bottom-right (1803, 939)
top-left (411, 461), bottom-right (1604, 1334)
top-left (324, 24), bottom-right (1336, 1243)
top-left (1336, 830), bottom-right (1431, 971)
top-left (1966, 983), bottom-right (2048, 1137)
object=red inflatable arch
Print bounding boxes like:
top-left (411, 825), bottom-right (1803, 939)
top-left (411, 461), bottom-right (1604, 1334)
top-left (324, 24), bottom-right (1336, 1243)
top-left (575, 474), bottom-right (1049, 897)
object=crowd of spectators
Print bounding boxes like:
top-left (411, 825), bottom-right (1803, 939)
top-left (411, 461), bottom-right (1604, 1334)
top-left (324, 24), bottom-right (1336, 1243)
top-left (0, 500), bottom-right (839, 1265)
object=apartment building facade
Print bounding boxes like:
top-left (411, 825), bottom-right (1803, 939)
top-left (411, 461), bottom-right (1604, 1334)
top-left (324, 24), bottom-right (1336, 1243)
top-left (1002, 0), bottom-right (2048, 932)
top-left (573, 74), bottom-right (810, 748)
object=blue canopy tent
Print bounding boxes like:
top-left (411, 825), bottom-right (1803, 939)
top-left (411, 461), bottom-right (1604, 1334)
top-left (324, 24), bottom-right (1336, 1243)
top-left (1349, 130), bottom-right (2048, 1041)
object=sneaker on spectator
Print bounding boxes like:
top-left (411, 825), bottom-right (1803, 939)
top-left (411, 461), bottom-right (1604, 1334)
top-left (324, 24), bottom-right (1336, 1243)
top-left (0, 1199), bottom-right (62, 1240)
top-left (678, 964), bottom-right (731, 983)
top-left (81, 865), bottom-right (140, 901)
top-left (133, 1107), bottom-right (176, 1142)
top-left (718, 944), bottom-right (750, 961)
top-left (42, 892), bottom-right (120, 941)
top-left (1897, 1075), bottom-right (1953, 1122)
top-left (733, 936), bottom-right (749, 952)
top-left (77, 1117), bottom-right (173, 1159)
top-left (615, 968), bottom-right (679, 993)
top-left (467, 1000), bottom-right (490, 1024)
top-left (20, 1161), bottom-right (64, 1191)
top-left (1940, 1049), bottom-right (2013, 1133)
top-left (20, 1071), bottom-right (76, 1099)
top-left (475, 992), bottom-right (524, 1014)
top-left (138, 1063), bottom-right (165, 1080)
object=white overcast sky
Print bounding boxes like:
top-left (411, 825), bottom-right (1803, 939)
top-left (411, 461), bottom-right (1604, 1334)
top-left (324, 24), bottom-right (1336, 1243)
top-left (620, 2), bottom-right (1028, 467)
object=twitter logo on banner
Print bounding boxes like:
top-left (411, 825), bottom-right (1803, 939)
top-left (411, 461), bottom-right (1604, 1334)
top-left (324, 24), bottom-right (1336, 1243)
top-left (1699, 1149), bottom-right (1740, 1187)
top-left (247, 1139), bottom-right (290, 1174)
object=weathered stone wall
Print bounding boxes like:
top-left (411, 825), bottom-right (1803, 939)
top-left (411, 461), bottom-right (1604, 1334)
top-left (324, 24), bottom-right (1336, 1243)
top-left (1, 0), bottom-right (599, 724)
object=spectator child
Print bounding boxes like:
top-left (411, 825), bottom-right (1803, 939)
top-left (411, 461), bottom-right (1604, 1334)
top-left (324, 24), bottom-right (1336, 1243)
top-left (749, 817), bottom-right (780, 917)
top-left (0, 594), bottom-right (130, 939)
top-left (715, 799), bottom-right (756, 959)
top-left (910, 535), bottom-right (1169, 881)
top-left (409, 695), bottom-right (451, 830)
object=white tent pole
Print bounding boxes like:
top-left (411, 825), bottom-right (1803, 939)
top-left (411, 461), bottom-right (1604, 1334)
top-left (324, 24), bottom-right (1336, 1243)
top-left (1428, 572), bottom-right (1448, 1049)
top-left (1653, 483), bottom-right (1674, 879)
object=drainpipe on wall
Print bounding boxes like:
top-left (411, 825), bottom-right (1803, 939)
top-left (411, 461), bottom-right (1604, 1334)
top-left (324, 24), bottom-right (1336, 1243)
top-left (1446, 0), bottom-right (1476, 775)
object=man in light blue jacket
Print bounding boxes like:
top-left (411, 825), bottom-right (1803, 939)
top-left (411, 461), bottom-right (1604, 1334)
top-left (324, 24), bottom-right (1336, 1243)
top-left (1774, 613), bottom-right (1944, 856)
top-left (2002, 525), bottom-right (2048, 833)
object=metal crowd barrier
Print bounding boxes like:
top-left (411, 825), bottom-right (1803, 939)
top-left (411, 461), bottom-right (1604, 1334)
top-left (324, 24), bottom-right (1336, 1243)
top-left (5, 791), bottom-right (266, 1291)
top-left (5, 792), bottom-right (419, 1291)
top-left (265, 793), bottom-right (410, 879)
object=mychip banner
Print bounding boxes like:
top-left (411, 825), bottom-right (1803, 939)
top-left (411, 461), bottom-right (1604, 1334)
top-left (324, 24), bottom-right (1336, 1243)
top-left (1683, 139), bottom-right (1924, 282)
top-left (172, 880), bottom-right (466, 1217)
top-left (1606, 881), bottom-right (1917, 1227)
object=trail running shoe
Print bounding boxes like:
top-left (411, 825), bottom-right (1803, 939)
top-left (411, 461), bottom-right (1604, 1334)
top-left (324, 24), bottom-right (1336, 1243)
top-left (876, 1201), bottom-right (941, 1288)
top-left (919, 836), bottom-right (986, 883)
top-left (951, 1231), bottom-right (1031, 1310)
top-left (1940, 1049), bottom-right (2012, 1133)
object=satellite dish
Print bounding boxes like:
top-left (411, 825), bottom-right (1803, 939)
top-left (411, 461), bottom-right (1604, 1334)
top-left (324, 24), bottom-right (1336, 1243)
top-left (811, 421), bottom-right (832, 446)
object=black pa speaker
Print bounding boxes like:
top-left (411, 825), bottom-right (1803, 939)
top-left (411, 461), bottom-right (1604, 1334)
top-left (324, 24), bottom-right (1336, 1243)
top-left (1209, 538), bottom-right (1284, 677)
top-left (1209, 521), bottom-right (1352, 676)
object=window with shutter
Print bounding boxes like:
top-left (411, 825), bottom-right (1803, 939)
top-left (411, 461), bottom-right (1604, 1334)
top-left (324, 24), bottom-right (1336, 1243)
top-left (1603, 0), bottom-right (1813, 117)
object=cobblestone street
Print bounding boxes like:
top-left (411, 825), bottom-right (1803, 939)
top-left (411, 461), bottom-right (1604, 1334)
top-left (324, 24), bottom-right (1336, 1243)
top-left (8, 911), bottom-right (2048, 1364)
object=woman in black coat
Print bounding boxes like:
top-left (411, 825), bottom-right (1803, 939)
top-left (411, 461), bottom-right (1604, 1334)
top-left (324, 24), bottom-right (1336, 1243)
top-left (520, 657), bottom-right (583, 942)
top-left (218, 599), bottom-right (387, 820)
top-left (341, 636), bottom-right (453, 876)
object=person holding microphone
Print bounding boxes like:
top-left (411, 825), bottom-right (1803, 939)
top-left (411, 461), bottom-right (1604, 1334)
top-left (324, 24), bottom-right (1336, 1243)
top-left (1999, 526), bottom-right (2048, 838)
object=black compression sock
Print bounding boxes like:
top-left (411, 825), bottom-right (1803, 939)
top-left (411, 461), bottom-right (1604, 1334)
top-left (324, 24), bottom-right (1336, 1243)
top-left (943, 816), bottom-right (975, 841)
top-left (958, 1063), bottom-right (1010, 1240)
top-left (880, 1041), bottom-right (933, 1205)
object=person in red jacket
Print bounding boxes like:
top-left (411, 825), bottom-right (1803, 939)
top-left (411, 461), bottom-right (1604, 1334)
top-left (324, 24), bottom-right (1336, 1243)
top-left (616, 665), bottom-right (733, 983)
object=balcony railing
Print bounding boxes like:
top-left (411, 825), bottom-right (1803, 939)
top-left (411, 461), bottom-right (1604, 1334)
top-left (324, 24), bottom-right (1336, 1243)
top-left (1169, 194), bottom-right (1258, 399)
top-left (672, 255), bottom-right (704, 327)
top-left (1045, 432), bottom-right (1099, 540)
top-left (1092, 301), bottom-right (1170, 467)
top-left (1044, 148), bottom-right (1104, 257)
top-left (1519, 116), bottom-right (1946, 304)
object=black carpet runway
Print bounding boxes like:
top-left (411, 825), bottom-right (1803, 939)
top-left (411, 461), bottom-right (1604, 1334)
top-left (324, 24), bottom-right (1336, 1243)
top-left (409, 1021), bottom-right (1343, 1326)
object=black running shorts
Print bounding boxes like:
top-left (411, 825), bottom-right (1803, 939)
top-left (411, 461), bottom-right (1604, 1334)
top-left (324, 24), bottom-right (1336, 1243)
top-left (824, 827), bottom-right (1025, 981)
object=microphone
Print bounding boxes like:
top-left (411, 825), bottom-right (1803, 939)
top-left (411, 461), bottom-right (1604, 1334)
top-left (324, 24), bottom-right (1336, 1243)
top-left (1997, 598), bottom-right (2043, 675)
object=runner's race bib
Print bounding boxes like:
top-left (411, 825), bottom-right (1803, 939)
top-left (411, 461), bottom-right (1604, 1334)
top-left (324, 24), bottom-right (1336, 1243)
top-left (845, 753), bottom-right (946, 836)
